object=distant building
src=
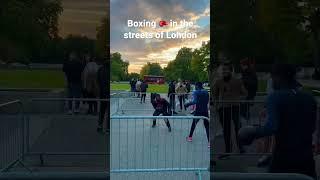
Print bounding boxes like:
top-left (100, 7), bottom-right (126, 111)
top-left (143, 75), bottom-right (165, 84)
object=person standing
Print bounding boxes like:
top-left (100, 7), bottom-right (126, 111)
top-left (136, 79), bottom-right (142, 98)
top-left (140, 80), bottom-right (148, 103)
top-left (175, 79), bottom-right (187, 111)
top-left (213, 62), bottom-right (247, 154)
top-left (240, 58), bottom-right (258, 100)
top-left (81, 53), bottom-right (90, 104)
top-left (63, 51), bottom-right (83, 114)
top-left (185, 82), bottom-right (210, 146)
top-left (239, 64), bottom-right (317, 179)
top-left (168, 80), bottom-right (177, 114)
top-left (82, 57), bottom-right (99, 115)
top-left (130, 78), bottom-right (136, 96)
top-left (240, 58), bottom-right (258, 119)
top-left (185, 80), bottom-right (191, 99)
top-left (151, 94), bottom-right (172, 132)
top-left (97, 59), bottom-right (108, 133)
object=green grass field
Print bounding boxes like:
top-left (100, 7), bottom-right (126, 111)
top-left (1, 69), bottom-right (319, 96)
top-left (0, 69), bottom-right (65, 89)
top-left (111, 83), bottom-right (169, 93)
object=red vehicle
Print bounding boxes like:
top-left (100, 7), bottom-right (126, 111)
top-left (143, 75), bottom-right (165, 84)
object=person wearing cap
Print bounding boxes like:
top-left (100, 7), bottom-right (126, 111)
top-left (239, 63), bottom-right (317, 179)
top-left (185, 82), bottom-right (210, 147)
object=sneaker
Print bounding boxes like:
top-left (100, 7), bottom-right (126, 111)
top-left (168, 127), bottom-right (172, 132)
top-left (67, 110), bottom-right (73, 115)
top-left (186, 137), bottom-right (192, 142)
top-left (208, 144), bottom-right (211, 148)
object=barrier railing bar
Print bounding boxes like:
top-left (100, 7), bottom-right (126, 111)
top-left (0, 100), bottom-right (21, 108)
top-left (111, 116), bottom-right (209, 120)
top-left (110, 167), bottom-right (208, 173)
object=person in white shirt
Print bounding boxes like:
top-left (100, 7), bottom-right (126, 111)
top-left (82, 57), bottom-right (99, 114)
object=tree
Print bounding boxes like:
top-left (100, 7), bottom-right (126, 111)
top-left (111, 52), bottom-right (129, 81)
top-left (191, 41), bottom-right (210, 82)
top-left (164, 47), bottom-right (194, 81)
top-left (96, 17), bottom-right (109, 59)
top-left (0, 0), bottom-right (63, 63)
top-left (140, 62), bottom-right (163, 78)
top-left (128, 73), bottom-right (140, 80)
top-left (213, 0), bottom-right (312, 66)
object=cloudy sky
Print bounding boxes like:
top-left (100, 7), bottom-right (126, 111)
top-left (111, 0), bottom-right (210, 73)
top-left (58, 0), bottom-right (108, 39)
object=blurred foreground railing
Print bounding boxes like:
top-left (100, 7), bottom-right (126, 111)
top-left (0, 172), bottom-right (314, 180)
top-left (0, 100), bottom-right (26, 172)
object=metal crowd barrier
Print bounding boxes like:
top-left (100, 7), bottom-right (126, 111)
top-left (0, 100), bottom-right (26, 172)
top-left (168, 93), bottom-right (194, 114)
top-left (211, 100), bottom-right (320, 159)
top-left (0, 172), bottom-right (313, 180)
top-left (110, 115), bottom-right (210, 178)
top-left (0, 98), bottom-right (110, 172)
top-left (23, 98), bottom-right (109, 167)
top-left (111, 92), bottom-right (197, 115)
top-left (211, 100), bottom-right (268, 157)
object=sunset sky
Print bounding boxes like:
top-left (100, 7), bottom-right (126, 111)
top-left (58, 0), bottom-right (210, 73)
top-left (111, 0), bottom-right (210, 73)
top-left (58, 0), bottom-right (108, 39)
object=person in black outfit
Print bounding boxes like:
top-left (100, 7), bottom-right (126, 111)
top-left (239, 63), bottom-right (317, 179)
top-left (97, 60), bottom-right (108, 133)
top-left (140, 80), bottom-right (148, 103)
top-left (151, 94), bottom-right (172, 132)
top-left (63, 51), bottom-right (83, 114)
top-left (168, 80), bottom-right (177, 114)
top-left (185, 80), bottom-right (191, 99)
top-left (240, 58), bottom-right (258, 120)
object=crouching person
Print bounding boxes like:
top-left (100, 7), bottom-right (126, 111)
top-left (151, 93), bottom-right (172, 132)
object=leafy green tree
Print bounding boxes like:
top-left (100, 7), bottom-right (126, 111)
top-left (96, 17), bottom-right (109, 59)
top-left (111, 52), bottom-right (129, 81)
top-left (128, 73), bottom-right (140, 80)
top-left (191, 41), bottom-right (210, 82)
top-left (140, 62), bottom-right (163, 78)
top-left (0, 0), bottom-right (63, 63)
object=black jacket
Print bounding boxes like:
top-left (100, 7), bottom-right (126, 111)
top-left (168, 82), bottom-right (175, 97)
top-left (241, 69), bottom-right (258, 100)
top-left (97, 64), bottom-right (107, 97)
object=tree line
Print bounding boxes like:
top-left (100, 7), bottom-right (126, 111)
top-left (0, 0), bottom-right (108, 65)
top-left (111, 41), bottom-right (210, 82)
top-left (213, 0), bottom-right (320, 70)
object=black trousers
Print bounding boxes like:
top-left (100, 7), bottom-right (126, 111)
top-left (87, 92), bottom-right (97, 113)
top-left (218, 105), bottom-right (241, 153)
top-left (153, 110), bottom-right (171, 129)
top-left (98, 94), bottom-right (108, 129)
top-left (188, 112), bottom-right (209, 142)
top-left (178, 95), bottom-right (185, 110)
top-left (140, 92), bottom-right (146, 103)
top-left (169, 95), bottom-right (175, 112)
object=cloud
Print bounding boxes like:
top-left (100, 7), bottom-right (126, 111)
top-left (58, 0), bottom-right (108, 39)
top-left (110, 0), bottom-right (210, 73)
